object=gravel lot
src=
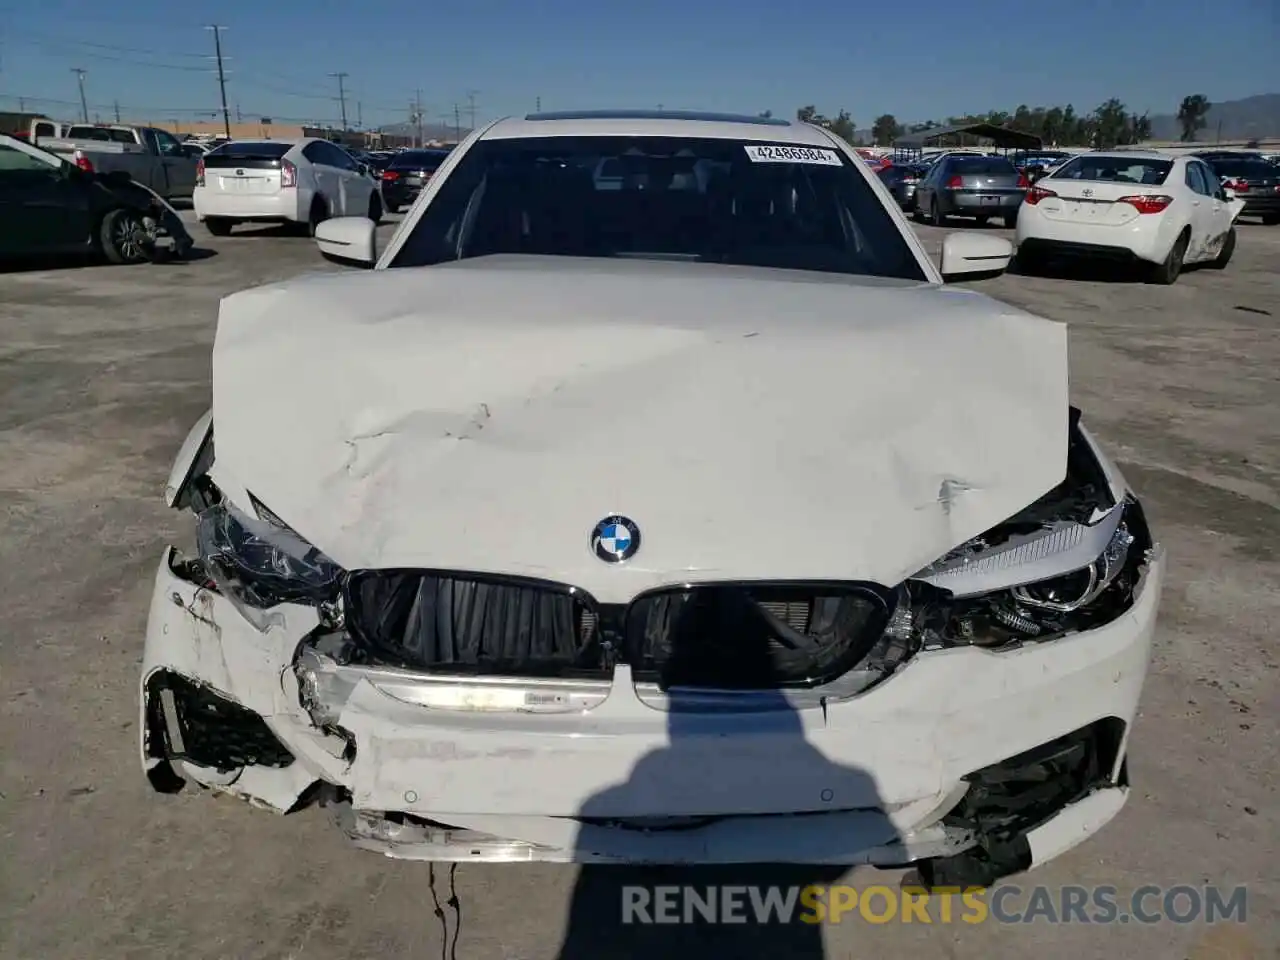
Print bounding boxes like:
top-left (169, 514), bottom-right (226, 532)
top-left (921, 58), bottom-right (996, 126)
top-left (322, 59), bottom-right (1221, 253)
top-left (1, 212), bottom-right (1276, 960)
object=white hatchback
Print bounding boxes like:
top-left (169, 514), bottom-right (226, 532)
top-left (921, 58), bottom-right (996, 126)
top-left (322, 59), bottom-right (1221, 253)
top-left (1016, 151), bottom-right (1246, 283)
top-left (193, 137), bottom-right (381, 236)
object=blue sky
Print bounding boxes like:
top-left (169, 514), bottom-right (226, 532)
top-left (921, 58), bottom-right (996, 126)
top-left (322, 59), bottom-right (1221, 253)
top-left (1, 0), bottom-right (1275, 130)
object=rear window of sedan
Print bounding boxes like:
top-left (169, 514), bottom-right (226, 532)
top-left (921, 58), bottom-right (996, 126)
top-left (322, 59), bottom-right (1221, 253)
top-left (389, 150), bottom-right (451, 169)
top-left (1051, 155), bottom-right (1172, 185)
top-left (208, 141), bottom-right (292, 159)
top-left (948, 157), bottom-right (1017, 175)
top-left (1206, 159), bottom-right (1276, 179)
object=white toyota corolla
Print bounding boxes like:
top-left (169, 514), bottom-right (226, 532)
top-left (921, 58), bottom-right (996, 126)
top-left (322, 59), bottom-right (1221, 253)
top-left (1016, 150), bottom-right (1246, 283)
top-left (143, 110), bottom-right (1164, 886)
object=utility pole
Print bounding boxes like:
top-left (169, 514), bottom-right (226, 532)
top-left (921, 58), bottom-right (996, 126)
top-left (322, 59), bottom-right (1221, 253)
top-left (206, 26), bottom-right (231, 139)
top-left (414, 90), bottom-right (424, 147)
top-left (453, 103), bottom-right (461, 143)
top-left (330, 72), bottom-right (349, 130)
top-left (465, 89), bottom-right (478, 133)
top-left (357, 100), bottom-right (362, 130)
top-left (113, 100), bottom-right (120, 123)
top-left (71, 68), bottom-right (88, 122)
top-left (535, 96), bottom-right (541, 113)
top-left (236, 102), bottom-right (242, 123)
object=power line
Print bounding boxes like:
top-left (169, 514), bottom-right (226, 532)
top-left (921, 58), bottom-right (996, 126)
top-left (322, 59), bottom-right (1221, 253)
top-left (205, 25), bottom-right (231, 139)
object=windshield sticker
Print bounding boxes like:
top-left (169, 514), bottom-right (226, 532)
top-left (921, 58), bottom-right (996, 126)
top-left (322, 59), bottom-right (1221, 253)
top-left (744, 144), bottom-right (842, 166)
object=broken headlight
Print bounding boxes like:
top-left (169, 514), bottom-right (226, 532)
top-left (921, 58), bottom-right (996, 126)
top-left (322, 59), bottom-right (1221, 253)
top-left (196, 499), bottom-right (343, 629)
top-left (931, 500), bottom-right (1150, 647)
top-left (1009, 523), bottom-right (1133, 613)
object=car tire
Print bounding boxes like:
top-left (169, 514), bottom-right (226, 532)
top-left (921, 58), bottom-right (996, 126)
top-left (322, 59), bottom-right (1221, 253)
top-left (1003, 214), bottom-right (1018, 229)
top-left (930, 199), bottom-right (948, 227)
top-left (204, 217), bottom-right (235, 237)
top-left (1016, 247), bottom-right (1047, 276)
top-left (299, 197), bottom-right (328, 237)
top-left (1148, 230), bottom-right (1189, 285)
top-left (974, 215), bottom-right (989, 226)
top-left (1206, 227), bottom-right (1236, 269)
top-left (367, 194), bottom-right (383, 225)
top-left (911, 204), bottom-right (925, 223)
top-left (1262, 213), bottom-right (1280, 226)
top-left (385, 200), bottom-right (400, 215)
top-left (99, 208), bottom-right (150, 265)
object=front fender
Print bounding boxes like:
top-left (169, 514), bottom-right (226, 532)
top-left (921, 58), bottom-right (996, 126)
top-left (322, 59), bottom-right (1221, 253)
top-left (165, 409), bottom-right (213, 509)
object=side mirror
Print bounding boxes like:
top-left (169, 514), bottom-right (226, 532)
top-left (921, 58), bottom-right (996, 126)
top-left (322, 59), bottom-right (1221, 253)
top-left (938, 232), bottom-right (1013, 282)
top-left (315, 216), bottom-right (377, 268)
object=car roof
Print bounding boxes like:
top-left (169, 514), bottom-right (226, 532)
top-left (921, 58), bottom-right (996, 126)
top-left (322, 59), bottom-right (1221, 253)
top-left (480, 110), bottom-right (835, 146)
top-left (1065, 150), bottom-right (1178, 161)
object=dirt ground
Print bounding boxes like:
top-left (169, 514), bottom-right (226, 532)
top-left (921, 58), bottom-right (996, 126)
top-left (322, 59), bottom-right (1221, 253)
top-left (0, 212), bottom-right (1276, 960)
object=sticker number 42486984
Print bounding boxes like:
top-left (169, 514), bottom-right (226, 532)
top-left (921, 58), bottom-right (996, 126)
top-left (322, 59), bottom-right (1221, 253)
top-left (743, 144), bottom-right (843, 165)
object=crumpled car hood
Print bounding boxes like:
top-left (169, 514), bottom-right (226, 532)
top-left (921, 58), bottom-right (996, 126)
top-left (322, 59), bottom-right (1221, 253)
top-left (211, 255), bottom-right (1068, 602)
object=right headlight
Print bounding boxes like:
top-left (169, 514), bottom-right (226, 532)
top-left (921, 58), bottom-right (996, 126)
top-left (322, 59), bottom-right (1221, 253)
top-left (918, 499), bottom-right (1152, 648)
top-left (1009, 520), bottom-right (1134, 613)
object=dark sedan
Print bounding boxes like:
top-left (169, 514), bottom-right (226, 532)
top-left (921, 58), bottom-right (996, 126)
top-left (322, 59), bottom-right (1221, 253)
top-left (877, 163), bottom-right (928, 210)
top-left (379, 148), bottom-right (452, 213)
top-left (1199, 156), bottom-right (1280, 224)
top-left (0, 132), bottom-right (192, 263)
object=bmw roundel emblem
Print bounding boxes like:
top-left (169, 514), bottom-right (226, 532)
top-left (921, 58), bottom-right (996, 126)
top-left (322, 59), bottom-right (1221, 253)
top-left (591, 515), bottom-right (641, 563)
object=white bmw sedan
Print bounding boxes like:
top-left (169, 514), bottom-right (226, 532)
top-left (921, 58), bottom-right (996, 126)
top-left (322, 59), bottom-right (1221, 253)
top-left (143, 110), bottom-right (1164, 886)
top-left (1016, 151), bottom-right (1246, 283)
top-left (193, 137), bottom-right (382, 236)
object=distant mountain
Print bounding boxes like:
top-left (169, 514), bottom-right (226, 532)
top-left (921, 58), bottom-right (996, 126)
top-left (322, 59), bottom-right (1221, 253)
top-left (377, 121), bottom-right (472, 142)
top-left (1146, 94), bottom-right (1280, 141)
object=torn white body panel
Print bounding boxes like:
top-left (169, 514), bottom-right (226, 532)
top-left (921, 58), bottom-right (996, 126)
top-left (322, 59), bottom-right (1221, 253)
top-left (209, 256), bottom-right (1068, 601)
top-left (141, 542), bottom-right (1164, 863)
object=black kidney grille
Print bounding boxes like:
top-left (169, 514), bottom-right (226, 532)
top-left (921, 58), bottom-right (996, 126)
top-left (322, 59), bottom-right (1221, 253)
top-left (343, 573), bottom-right (893, 688)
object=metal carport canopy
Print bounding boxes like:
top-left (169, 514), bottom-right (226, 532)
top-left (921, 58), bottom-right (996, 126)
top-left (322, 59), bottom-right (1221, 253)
top-left (894, 123), bottom-right (1043, 150)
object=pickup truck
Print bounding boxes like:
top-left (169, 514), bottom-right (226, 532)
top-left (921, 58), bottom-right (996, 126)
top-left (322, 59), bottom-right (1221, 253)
top-left (0, 112), bottom-right (70, 143)
top-left (38, 124), bottom-right (199, 201)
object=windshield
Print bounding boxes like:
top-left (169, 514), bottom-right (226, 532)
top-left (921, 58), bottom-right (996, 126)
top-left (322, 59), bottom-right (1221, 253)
top-left (1051, 155), bottom-right (1173, 185)
top-left (389, 135), bottom-right (927, 281)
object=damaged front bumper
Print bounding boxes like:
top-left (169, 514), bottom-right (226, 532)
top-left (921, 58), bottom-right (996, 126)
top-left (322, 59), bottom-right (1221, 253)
top-left (140, 540), bottom-right (1164, 880)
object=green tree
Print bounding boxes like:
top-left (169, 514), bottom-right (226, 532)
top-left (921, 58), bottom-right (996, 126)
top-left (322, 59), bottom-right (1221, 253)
top-left (1177, 94), bottom-right (1211, 141)
top-left (1131, 112), bottom-right (1152, 142)
top-left (826, 109), bottom-right (856, 143)
top-left (872, 113), bottom-right (903, 145)
top-left (1061, 104), bottom-right (1078, 144)
top-left (758, 109), bottom-right (773, 119)
top-left (1041, 106), bottom-right (1064, 145)
top-left (796, 105), bottom-right (820, 124)
top-left (1092, 98), bottom-right (1129, 148)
